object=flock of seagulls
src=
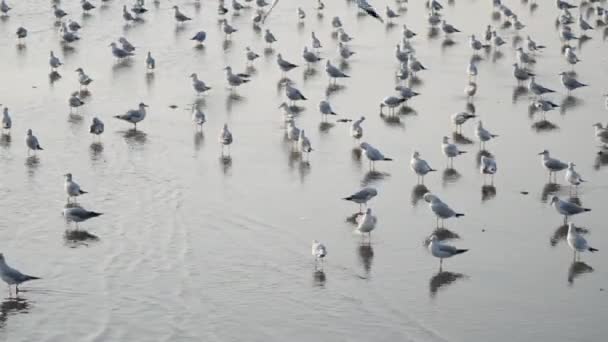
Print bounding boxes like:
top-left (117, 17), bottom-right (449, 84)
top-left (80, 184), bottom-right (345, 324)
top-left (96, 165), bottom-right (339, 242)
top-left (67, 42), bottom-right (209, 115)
top-left (0, 0), bottom-right (605, 295)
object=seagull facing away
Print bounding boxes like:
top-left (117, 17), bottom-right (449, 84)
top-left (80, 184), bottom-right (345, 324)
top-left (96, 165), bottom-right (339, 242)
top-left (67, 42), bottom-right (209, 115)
top-left (410, 151), bottom-right (436, 184)
top-left (567, 223), bottom-right (598, 259)
top-left (428, 235), bottom-right (468, 267)
top-left (49, 51), bottom-right (63, 71)
top-left (359, 142), bottom-right (393, 170)
top-left (343, 187), bottom-right (378, 212)
top-left (312, 240), bottom-right (327, 268)
top-left (191, 31), bottom-right (207, 45)
top-left (64, 173), bottom-right (87, 203)
top-left (480, 156), bottom-right (497, 184)
top-left (2, 107), bottom-right (12, 133)
top-left (350, 116), bottom-right (365, 140)
top-left (565, 162), bottom-right (585, 193)
top-left (25, 129), bottom-right (43, 154)
top-left (442, 136), bottom-right (466, 166)
top-left (356, 208), bottom-right (377, 240)
top-left (219, 123), bottom-right (233, 156)
top-left (0, 253), bottom-right (40, 295)
top-left (114, 103), bottom-right (148, 130)
top-left (89, 117), bottom-right (104, 137)
top-left (475, 121), bottom-right (498, 149)
top-left (550, 196), bottom-right (591, 223)
top-left (146, 52), bottom-right (155, 71)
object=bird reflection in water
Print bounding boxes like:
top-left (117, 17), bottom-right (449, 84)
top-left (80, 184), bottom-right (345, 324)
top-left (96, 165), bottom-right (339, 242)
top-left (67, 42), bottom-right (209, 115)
top-left (89, 142), bottom-right (103, 160)
top-left (476, 149), bottom-right (493, 167)
top-left (560, 96), bottom-right (581, 115)
top-left (220, 156), bottom-right (232, 174)
top-left (541, 182), bottom-right (561, 203)
top-left (593, 151), bottom-right (608, 170)
top-left (411, 184), bottom-right (429, 206)
top-left (313, 270), bottom-right (326, 288)
top-left (0, 133), bottom-right (11, 148)
top-left (550, 224), bottom-right (588, 247)
top-left (379, 112), bottom-right (404, 127)
top-left (25, 155), bottom-right (40, 174)
top-left (0, 296), bottom-right (30, 328)
top-left (122, 129), bottom-right (147, 145)
top-left (442, 167), bottom-right (460, 186)
top-left (64, 229), bottom-right (99, 248)
top-left (481, 185), bottom-right (497, 202)
top-left (511, 86), bottom-right (528, 104)
top-left (532, 119), bottom-right (559, 132)
top-left (452, 132), bottom-right (473, 145)
top-left (568, 260), bottom-right (593, 285)
top-left (358, 243), bottom-right (374, 278)
top-left (318, 122), bottom-right (335, 134)
top-left (193, 131), bottom-right (204, 151)
top-left (361, 170), bottom-right (389, 187)
top-left (424, 228), bottom-right (460, 247)
top-left (429, 269), bottom-right (466, 298)
top-left (325, 83), bottom-right (345, 97)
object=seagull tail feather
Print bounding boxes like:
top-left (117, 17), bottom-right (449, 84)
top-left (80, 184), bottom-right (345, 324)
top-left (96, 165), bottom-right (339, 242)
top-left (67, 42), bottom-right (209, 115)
top-left (455, 213), bottom-right (465, 218)
top-left (588, 247), bottom-right (599, 252)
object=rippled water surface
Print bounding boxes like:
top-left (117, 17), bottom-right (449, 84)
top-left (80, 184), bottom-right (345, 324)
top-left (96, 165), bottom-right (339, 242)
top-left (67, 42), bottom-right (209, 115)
top-left (1, 0), bottom-right (608, 341)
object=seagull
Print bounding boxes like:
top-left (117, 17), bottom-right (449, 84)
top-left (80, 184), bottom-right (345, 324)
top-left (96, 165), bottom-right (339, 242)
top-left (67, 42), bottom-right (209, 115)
top-left (285, 120), bottom-right (300, 148)
top-left (89, 117), bottom-right (104, 137)
top-left (60, 23), bottom-right (80, 44)
top-left (123, 5), bottom-right (136, 22)
top-left (386, 6), bottom-right (399, 22)
top-left (410, 151), bottom-right (436, 184)
top-left (592, 123), bottom-right (608, 146)
top-left (407, 54), bottom-right (427, 76)
top-left (395, 86), bottom-right (420, 103)
top-left (277, 53), bottom-right (299, 74)
top-left (379, 96), bottom-right (405, 115)
top-left (172, 5), bottom-right (192, 24)
top-left (513, 63), bottom-right (535, 83)
top-left (52, 4), bottom-right (68, 20)
top-left (557, 0), bottom-right (577, 10)
top-left (218, 1), bottom-right (229, 15)
top-left (343, 187), bottom-right (377, 212)
top-left (109, 42), bottom-right (134, 60)
top-left (469, 34), bottom-right (490, 51)
top-left (539, 150), bottom-right (568, 181)
top-left (578, 15), bottom-right (594, 32)
top-left (220, 19), bottom-right (238, 39)
top-left (0, 254), bottom-right (40, 294)
top-left (356, 0), bottom-right (384, 23)
top-left (146, 52), bottom-right (155, 71)
top-left (232, 0), bottom-right (244, 12)
top-left (25, 129), bottom-right (43, 154)
top-left (68, 19), bottom-right (82, 33)
top-left (117, 38), bottom-right (135, 54)
top-left (465, 82), bottom-right (477, 99)
top-left (565, 162), bottom-right (585, 190)
top-left (526, 35), bottom-right (546, 52)
top-left (76, 68), bottom-right (93, 90)
top-left (311, 240), bottom-right (327, 267)
top-left (423, 193), bottom-right (465, 226)
top-left (332, 16), bottom-right (343, 30)
top-left (297, 7), bottom-right (306, 20)
top-left (257, 0), bottom-right (270, 8)
top-left (516, 47), bottom-right (536, 65)
top-left (428, 235), bottom-right (468, 267)
top-left (81, 0), bottom-right (96, 13)
top-left (192, 109), bottom-right (206, 130)
top-left (534, 99), bottom-right (560, 117)
top-left (338, 42), bottom-right (355, 59)
top-left (0, 0), bottom-right (11, 16)
top-left (219, 123), bottom-right (233, 155)
top-left (337, 28), bottom-right (353, 43)
top-left (325, 61), bottom-right (350, 84)
top-left (69, 92), bottom-right (85, 113)
top-left (264, 29), bottom-right (277, 46)
top-left (316, 0), bottom-right (325, 11)
top-left (64, 173), bottom-right (88, 203)
top-left (551, 196), bottom-right (591, 222)
top-left (442, 136), bottom-right (466, 165)
top-left (224, 66), bottom-right (250, 90)
top-left (350, 116), bottom-right (365, 140)
top-left (285, 84), bottom-right (307, 105)
top-left (528, 77), bottom-right (555, 97)
top-left (480, 156), bottom-right (497, 184)
top-left (2, 107), bottom-right (12, 133)
top-left (191, 31), bottom-right (207, 45)
top-left (475, 121), bottom-right (498, 149)
top-left (451, 112), bottom-right (476, 132)
top-left (467, 59), bottom-right (478, 81)
top-left (63, 205), bottom-right (103, 228)
top-left (491, 31), bottom-right (506, 48)
top-left (49, 51), bottom-right (63, 71)
top-left (401, 24), bottom-right (417, 41)
top-left (441, 20), bottom-right (461, 35)
top-left (297, 129), bottom-right (313, 158)
top-left (16, 27), bottom-right (27, 43)
top-left (359, 142), bottom-right (393, 170)
top-left (190, 73), bottom-right (212, 95)
top-left (319, 100), bottom-right (337, 119)
top-left (356, 208), bottom-right (377, 239)
top-left (564, 47), bottom-right (581, 67)
top-left (567, 223), bottom-right (598, 259)
top-left (302, 46), bottom-right (323, 66)
top-left (245, 46), bottom-right (260, 65)
top-left (311, 32), bottom-right (322, 50)
top-left (114, 103), bottom-right (148, 130)
top-left (560, 72), bottom-right (588, 93)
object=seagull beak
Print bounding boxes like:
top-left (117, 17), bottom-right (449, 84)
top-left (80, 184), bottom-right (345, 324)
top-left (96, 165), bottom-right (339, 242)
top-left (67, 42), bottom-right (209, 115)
top-left (537, 152), bottom-right (544, 155)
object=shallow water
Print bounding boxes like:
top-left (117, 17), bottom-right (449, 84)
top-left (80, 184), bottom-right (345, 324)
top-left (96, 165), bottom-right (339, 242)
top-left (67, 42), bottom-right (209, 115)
top-left (1, 0), bottom-right (607, 341)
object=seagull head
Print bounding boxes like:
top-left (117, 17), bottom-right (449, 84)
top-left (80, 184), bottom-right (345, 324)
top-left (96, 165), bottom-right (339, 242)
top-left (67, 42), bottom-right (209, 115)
top-left (423, 192), bottom-right (438, 203)
top-left (64, 173), bottom-right (72, 180)
top-left (139, 102), bottom-right (148, 108)
top-left (278, 102), bottom-right (288, 109)
top-left (412, 151), bottom-right (420, 159)
top-left (442, 136), bottom-right (450, 143)
top-left (26, 129), bottom-right (32, 136)
top-left (75, 67), bottom-right (83, 73)
top-left (568, 162), bottom-right (576, 168)
top-left (109, 42), bottom-right (117, 47)
top-left (364, 208), bottom-right (372, 215)
top-left (592, 123), bottom-right (604, 129)
top-left (538, 149), bottom-right (549, 156)
top-left (429, 235), bottom-right (438, 242)
top-left (359, 142), bottom-right (370, 150)
top-left (172, 5), bottom-right (179, 10)
top-left (0, 254), bottom-right (4, 262)
top-left (550, 196), bottom-right (559, 205)
top-left (189, 73), bottom-right (197, 78)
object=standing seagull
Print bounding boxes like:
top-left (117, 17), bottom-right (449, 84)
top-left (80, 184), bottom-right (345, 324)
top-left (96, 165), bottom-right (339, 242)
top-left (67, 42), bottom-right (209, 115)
top-left (190, 73), bottom-right (212, 95)
top-left (0, 254), bottom-right (40, 295)
top-left (325, 61), bottom-right (350, 84)
top-left (560, 72), bottom-right (588, 93)
top-left (64, 173), bottom-right (88, 203)
top-left (49, 51), bottom-right (63, 72)
top-left (285, 84), bottom-right (307, 105)
top-left (2, 107), bottom-right (12, 134)
top-left (109, 42), bottom-right (134, 60)
top-left (343, 187), bottom-right (377, 212)
top-left (264, 29), bottom-right (277, 47)
top-left (298, 129), bottom-right (313, 159)
top-left (191, 31), bottom-right (207, 45)
top-left (81, 0), bottom-right (96, 13)
top-left (359, 142), bottom-right (392, 170)
top-left (172, 6), bottom-right (192, 24)
top-left (219, 123), bottom-right (233, 156)
top-left (276, 53), bottom-right (299, 75)
top-left (89, 117), bottom-right (104, 137)
top-left (114, 103), bottom-right (148, 130)
top-left (0, 0), bottom-right (11, 16)
top-left (550, 196), bottom-right (591, 223)
top-left (475, 121), bottom-right (498, 149)
top-left (146, 52), bottom-right (155, 71)
top-left (423, 193), bottom-right (465, 227)
top-left (539, 150), bottom-right (568, 182)
top-left (356, 208), bottom-right (377, 240)
top-left (428, 236), bottom-right (468, 268)
top-left (350, 116), bottom-right (365, 141)
top-left (442, 136), bottom-right (466, 166)
top-left (567, 223), bottom-right (598, 259)
top-left (76, 68), bottom-right (93, 91)
top-left (25, 129), bottom-right (43, 154)
top-left (311, 240), bottom-right (327, 268)
top-left (480, 156), bottom-right (497, 184)
top-left (224, 66), bottom-right (250, 90)
top-left (410, 151), bottom-right (436, 184)
top-left (318, 100), bottom-right (337, 120)
top-left (565, 162), bottom-right (585, 193)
